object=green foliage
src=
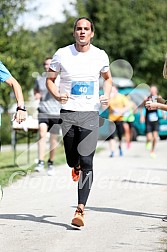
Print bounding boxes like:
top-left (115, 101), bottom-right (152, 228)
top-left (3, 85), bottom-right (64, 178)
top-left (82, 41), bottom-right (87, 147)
top-left (0, 31), bottom-right (35, 110)
top-left (0, 0), bottom-right (28, 37)
top-left (0, 0), bottom-right (34, 108)
top-left (0, 0), bottom-right (57, 110)
top-left (38, 19), bottom-right (76, 51)
top-left (0, 113), bottom-right (12, 144)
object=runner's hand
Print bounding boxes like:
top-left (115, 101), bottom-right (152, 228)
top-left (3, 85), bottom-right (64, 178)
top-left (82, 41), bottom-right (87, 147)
top-left (59, 93), bottom-right (69, 104)
top-left (145, 100), bottom-right (157, 110)
top-left (99, 95), bottom-right (109, 108)
top-left (12, 111), bottom-right (27, 124)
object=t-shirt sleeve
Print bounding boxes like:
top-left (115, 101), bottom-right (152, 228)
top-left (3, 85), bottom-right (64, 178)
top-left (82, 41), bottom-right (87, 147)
top-left (50, 49), bottom-right (61, 72)
top-left (100, 51), bottom-right (110, 73)
top-left (0, 61), bottom-right (12, 82)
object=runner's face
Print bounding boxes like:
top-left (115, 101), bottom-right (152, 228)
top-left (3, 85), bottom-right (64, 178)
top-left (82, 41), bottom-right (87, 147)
top-left (73, 19), bottom-right (94, 46)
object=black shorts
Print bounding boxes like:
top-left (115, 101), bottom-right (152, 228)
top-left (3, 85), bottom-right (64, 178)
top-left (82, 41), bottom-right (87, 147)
top-left (38, 113), bottom-right (62, 134)
top-left (145, 121), bottom-right (159, 133)
top-left (107, 121), bottom-right (124, 141)
top-left (60, 109), bottom-right (99, 164)
top-left (123, 121), bottom-right (133, 128)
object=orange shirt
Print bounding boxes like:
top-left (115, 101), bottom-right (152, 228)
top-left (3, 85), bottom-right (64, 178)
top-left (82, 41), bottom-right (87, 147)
top-left (108, 93), bottom-right (129, 121)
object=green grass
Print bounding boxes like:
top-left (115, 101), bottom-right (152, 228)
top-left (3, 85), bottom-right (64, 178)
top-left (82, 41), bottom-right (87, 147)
top-left (0, 145), bottom-right (103, 188)
top-left (0, 145), bottom-right (66, 187)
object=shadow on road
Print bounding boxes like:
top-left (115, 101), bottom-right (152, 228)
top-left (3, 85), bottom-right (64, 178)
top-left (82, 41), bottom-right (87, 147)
top-left (122, 179), bottom-right (167, 187)
top-left (86, 206), bottom-right (166, 219)
top-left (0, 213), bottom-right (80, 231)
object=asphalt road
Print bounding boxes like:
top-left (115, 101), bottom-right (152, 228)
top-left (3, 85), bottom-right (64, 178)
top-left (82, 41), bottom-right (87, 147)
top-left (0, 137), bottom-right (167, 252)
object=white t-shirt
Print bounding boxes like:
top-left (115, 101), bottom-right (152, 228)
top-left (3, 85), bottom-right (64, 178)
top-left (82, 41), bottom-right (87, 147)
top-left (50, 44), bottom-right (109, 111)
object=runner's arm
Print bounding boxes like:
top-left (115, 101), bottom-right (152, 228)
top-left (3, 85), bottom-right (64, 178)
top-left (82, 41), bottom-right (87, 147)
top-left (5, 76), bottom-right (26, 123)
top-left (46, 68), bottom-right (68, 104)
top-left (146, 101), bottom-right (167, 111)
top-left (99, 70), bottom-right (112, 106)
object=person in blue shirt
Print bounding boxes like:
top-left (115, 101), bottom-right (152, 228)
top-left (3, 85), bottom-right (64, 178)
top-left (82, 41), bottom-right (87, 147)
top-left (0, 61), bottom-right (26, 123)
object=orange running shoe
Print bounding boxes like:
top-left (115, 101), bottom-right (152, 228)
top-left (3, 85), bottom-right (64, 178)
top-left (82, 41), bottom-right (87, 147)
top-left (72, 167), bottom-right (80, 182)
top-left (71, 207), bottom-right (84, 227)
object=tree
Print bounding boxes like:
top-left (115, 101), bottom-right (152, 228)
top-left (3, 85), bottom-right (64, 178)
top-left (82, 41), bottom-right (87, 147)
top-left (0, 0), bottom-right (55, 111)
top-left (0, 0), bottom-right (28, 49)
top-left (0, 0), bottom-right (31, 109)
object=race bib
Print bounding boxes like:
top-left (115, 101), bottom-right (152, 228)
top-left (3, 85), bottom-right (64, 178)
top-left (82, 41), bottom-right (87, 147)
top-left (71, 81), bottom-right (94, 95)
top-left (148, 112), bottom-right (158, 122)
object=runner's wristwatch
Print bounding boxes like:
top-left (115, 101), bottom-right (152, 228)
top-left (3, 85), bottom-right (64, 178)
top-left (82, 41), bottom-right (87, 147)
top-left (16, 105), bottom-right (26, 111)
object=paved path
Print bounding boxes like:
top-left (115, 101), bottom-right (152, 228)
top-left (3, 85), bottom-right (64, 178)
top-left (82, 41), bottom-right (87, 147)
top-left (0, 137), bottom-right (167, 252)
